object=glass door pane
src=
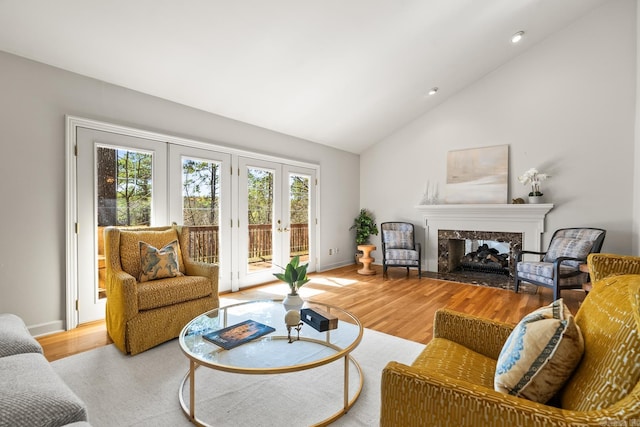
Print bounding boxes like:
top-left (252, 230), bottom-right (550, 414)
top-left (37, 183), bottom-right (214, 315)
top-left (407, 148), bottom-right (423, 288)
top-left (288, 172), bottom-right (310, 264)
top-left (181, 158), bottom-right (221, 264)
top-left (96, 147), bottom-right (153, 299)
top-left (247, 166), bottom-right (275, 273)
top-left (98, 147), bottom-right (153, 227)
top-left (168, 145), bottom-right (231, 292)
top-left (284, 165), bottom-right (316, 274)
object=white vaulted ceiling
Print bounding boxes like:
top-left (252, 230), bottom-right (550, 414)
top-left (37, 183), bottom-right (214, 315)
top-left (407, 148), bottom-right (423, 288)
top-left (0, 0), bottom-right (609, 153)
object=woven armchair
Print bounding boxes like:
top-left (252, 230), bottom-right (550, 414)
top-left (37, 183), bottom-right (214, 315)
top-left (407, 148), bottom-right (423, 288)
top-left (104, 225), bottom-right (219, 355)
top-left (381, 253), bottom-right (640, 426)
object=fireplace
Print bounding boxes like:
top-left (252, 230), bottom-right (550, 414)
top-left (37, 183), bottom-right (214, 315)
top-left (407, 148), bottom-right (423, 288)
top-left (438, 229), bottom-right (522, 276)
top-left (415, 203), bottom-right (553, 289)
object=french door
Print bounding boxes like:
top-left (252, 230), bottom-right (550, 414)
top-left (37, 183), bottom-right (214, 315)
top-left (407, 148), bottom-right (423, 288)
top-left (76, 128), bottom-right (168, 323)
top-left (71, 119), bottom-right (317, 325)
top-left (168, 145), bottom-right (231, 292)
top-left (237, 157), bottom-right (316, 288)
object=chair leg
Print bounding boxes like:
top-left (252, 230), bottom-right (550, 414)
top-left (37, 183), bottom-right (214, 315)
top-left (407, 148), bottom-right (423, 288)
top-left (550, 264), bottom-right (562, 300)
top-left (514, 276), bottom-right (520, 293)
top-left (553, 278), bottom-right (561, 301)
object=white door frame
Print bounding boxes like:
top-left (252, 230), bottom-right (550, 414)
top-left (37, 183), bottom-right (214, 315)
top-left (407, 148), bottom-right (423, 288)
top-left (65, 115), bottom-right (320, 330)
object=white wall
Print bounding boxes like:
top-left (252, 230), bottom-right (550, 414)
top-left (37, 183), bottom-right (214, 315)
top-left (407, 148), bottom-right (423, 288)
top-left (361, 0), bottom-right (637, 263)
top-left (0, 51), bottom-right (359, 332)
top-left (635, 0), bottom-right (640, 255)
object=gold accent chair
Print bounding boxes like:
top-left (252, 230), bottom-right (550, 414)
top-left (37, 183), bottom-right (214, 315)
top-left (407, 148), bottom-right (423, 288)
top-left (381, 253), bottom-right (640, 426)
top-left (104, 225), bottom-right (219, 355)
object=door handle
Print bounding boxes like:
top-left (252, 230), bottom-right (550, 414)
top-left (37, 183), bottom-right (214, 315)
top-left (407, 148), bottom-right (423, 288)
top-left (276, 220), bottom-right (289, 233)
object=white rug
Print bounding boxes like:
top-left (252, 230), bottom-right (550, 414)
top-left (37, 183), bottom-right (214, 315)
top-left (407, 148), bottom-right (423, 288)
top-left (51, 328), bottom-right (424, 426)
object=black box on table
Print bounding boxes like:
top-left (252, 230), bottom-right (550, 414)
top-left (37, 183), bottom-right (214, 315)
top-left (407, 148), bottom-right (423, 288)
top-left (300, 307), bottom-right (338, 332)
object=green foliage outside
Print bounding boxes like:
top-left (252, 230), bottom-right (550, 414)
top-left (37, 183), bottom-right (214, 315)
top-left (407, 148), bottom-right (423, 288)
top-left (182, 159), bottom-right (220, 226)
top-left (98, 153), bottom-right (310, 259)
top-left (114, 149), bottom-right (152, 226)
top-left (248, 168), bottom-right (274, 225)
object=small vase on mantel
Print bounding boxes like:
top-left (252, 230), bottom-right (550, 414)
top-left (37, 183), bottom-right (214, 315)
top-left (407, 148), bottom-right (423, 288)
top-left (528, 195), bottom-right (543, 204)
top-left (283, 293), bottom-right (304, 311)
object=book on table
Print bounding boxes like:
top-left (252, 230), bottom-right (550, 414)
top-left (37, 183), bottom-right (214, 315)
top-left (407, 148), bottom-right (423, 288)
top-left (203, 319), bottom-right (276, 350)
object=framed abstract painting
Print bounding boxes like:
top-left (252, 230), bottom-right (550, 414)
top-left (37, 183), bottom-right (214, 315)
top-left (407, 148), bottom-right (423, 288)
top-left (445, 145), bottom-right (508, 204)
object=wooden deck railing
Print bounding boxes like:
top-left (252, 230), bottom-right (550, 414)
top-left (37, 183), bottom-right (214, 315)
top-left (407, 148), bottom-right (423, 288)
top-left (187, 225), bottom-right (220, 264)
top-left (187, 224), bottom-right (309, 264)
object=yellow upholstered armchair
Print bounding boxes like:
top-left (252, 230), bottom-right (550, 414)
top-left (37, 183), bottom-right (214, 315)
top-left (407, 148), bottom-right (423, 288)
top-left (381, 253), bottom-right (640, 426)
top-left (104, 225), bottom-right (219, 355)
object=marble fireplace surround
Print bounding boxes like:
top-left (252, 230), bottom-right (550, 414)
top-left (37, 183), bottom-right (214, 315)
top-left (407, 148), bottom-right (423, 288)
top-left (415, 204), bottom-right (554, 273)
top-left (439, 229), bottom-right (522, 274)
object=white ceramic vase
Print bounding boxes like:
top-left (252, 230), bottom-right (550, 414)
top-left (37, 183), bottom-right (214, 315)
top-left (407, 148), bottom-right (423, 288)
top-left (283, 293), bottom-right (304, 311)
top-left (528, 195), bottom-right (543, 204)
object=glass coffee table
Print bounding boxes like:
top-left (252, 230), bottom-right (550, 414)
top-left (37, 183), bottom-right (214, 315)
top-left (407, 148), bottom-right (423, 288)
top-left (178, 299), bottom-right (364, 426)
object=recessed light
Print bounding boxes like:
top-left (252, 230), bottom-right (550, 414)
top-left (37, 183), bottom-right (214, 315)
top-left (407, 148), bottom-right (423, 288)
top-left (428, 87), bottom-right (439, 96)
top-left (511, 31), bottom-right (525, 44)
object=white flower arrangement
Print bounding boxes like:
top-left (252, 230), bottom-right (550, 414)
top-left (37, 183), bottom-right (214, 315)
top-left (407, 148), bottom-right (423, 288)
top-left (518, 168), bottom-right (550, 196)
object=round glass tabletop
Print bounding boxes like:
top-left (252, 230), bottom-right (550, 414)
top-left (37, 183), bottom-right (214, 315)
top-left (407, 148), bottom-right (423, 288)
top-left (179, 299), bottom-right (363, 374)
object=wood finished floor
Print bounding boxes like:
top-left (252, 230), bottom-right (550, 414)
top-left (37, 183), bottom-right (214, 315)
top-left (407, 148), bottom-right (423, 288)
top-left (37, 263), bottom-right (586, 362)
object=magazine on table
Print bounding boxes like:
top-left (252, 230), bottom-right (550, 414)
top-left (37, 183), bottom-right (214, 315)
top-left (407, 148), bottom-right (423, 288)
top-left (203, 319), bottom-right (275, 350)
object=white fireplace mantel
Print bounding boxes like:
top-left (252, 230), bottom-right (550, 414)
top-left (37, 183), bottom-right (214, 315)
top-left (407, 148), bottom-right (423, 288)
top-left (415, 204), bottom-right (554, 272)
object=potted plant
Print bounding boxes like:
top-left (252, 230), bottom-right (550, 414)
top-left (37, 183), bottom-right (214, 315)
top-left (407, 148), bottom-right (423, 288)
top-left (518, 168), bottom-right (550, 204)
top-left (273, 255), bottom-right (310, 310)
top-left (350, 208), bottom-right (379, 246)
top-left (350, 209), bottom-right (379, 263)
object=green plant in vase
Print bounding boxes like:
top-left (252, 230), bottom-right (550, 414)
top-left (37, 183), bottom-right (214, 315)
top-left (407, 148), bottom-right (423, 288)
top-left (274, 255), bottom-right (310, 310)
top-left (350, 208), bottom-right (379, 246)
top-left (273, 255), bottom-right (310, 296)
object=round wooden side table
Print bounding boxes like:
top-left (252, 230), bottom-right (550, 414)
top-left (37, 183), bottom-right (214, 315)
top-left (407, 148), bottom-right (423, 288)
top-left (357, 244), bottom-right (376, 275)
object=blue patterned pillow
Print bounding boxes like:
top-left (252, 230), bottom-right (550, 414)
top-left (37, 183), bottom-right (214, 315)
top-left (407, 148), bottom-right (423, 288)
top-left (494, 299), bottom-right (584, 403)
top-left (138, 240), bottom-right (183, 283)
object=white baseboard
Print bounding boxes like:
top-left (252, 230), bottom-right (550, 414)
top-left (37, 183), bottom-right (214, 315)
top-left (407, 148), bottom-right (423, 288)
top-left (318, 259), bottom-right (356, 272)
top-left (29, 320), bottom-right (65, 338)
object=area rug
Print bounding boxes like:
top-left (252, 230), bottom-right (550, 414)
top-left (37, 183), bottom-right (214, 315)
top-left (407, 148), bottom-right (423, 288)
top-left (51, 327), bottom-right (425, 426)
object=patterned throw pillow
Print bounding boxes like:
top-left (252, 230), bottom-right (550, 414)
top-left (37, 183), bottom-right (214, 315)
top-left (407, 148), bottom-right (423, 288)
top-left (138, 240), bottom-right (183, 283)
top-left (494, 299), bottom-right (584, 403)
